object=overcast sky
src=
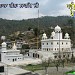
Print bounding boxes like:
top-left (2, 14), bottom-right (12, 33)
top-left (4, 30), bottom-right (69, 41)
top-left (0, 0), bottom-right (72, 20)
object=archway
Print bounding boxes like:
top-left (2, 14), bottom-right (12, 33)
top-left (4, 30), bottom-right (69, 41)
top-left (33, 53), bottom-right (35, 57)
top-left (38, 54), bottom-right (39, 58)
top-left (13, 59), bottom-right (14, 62)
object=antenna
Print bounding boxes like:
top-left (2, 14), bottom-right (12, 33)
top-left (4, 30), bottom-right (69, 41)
top-left (37, 9), bottom-right (39, 49)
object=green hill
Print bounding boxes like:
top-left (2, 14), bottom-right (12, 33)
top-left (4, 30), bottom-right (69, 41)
top-left (0, 16), bottom-right (74, 35)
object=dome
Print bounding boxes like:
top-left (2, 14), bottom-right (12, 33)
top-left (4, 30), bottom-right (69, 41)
top-left (55, 25), bottom-right (61, 32)
top-left (64, 33), bottom-right (70, 39)
top-left (42, 33), bottom-right (47, 39)
top-left (2, 42), bottom-right (7, 48)
top-left (13, 43), bottom-right (17, 50)
top-left (43, 33), bottom-right (46, 36)
top-left (51, 31), bottom-right (55, 37)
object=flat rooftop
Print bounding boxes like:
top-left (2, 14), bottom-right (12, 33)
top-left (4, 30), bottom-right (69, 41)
top-left (0, 62), bottom-right (4, 66)
top-left (0, 66), bottom-right (32, 75)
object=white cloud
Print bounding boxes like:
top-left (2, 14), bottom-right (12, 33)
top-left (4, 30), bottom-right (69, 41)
top-left (39, 0), bottom-right (50, 6)
top-left (0, 8), bottom-right (39, 20)
top-left (0, 0), bottom-right (72, 20)
top-left (48, 8), bottom-right (70, 16)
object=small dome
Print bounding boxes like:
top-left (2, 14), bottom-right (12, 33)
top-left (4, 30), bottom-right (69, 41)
top-left (13, 43), bottom-right (17, 50)
top-left (1, 36), bottom-right (5, 40)
top-left (51, 31), bottom-right (55, 37)
top-left (43, 33), bottom-right (46, 36)
top-left (65, 33), bottom-right (70, 39)
top-left (42, 33), bottom-right (47, 39)
top-left (2, 42), bottom-right (7, 48)
top-left (55, 25), bottom-right (61, 32)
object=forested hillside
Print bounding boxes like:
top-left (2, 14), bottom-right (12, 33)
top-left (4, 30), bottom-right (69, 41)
top-left (0, 16), bottom-right (74, 35)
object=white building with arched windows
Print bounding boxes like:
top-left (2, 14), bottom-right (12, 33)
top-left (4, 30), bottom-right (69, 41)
top-left (41, 25), bottom-right (72, 59)
top-left (29, 25), bottom-right (72, 60)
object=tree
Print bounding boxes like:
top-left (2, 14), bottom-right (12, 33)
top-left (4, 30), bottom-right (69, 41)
top-left (67, 19), bottom-right (75, 47)
top-left (55, 60), bottom-right (60, 71)
top-left (42, 59), bottom-right (49, 74)
top-left (33, 28), bottom-right (40, 37)
top-left (22, 44), bottom-right (30, 49)
top-left (42, 58), bottom-right (52, 74)
top-left (67, 19), bottom-right (74, 26)
top-left (28, 27), bottom-right (32, 31)
top-left (61, 59), bottom-right (65, 68)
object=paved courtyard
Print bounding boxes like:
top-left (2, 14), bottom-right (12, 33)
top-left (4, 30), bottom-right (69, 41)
top-left (6, 58), bottom-right (42, 65)
top-left (35, 67), bottom-right (74, 75)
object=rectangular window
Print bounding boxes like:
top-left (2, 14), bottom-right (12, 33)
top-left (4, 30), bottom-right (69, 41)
top-left (47, 43), bottom-right (48, 45)
top-left (51, 42), bottom-right (53, 45)
top-left (62, 48), bottom-right (64, 51)
top-left (55, 48), bottom-right (56, 50)
top-left (62, 42), bottom-right (63, 45)
top-left (43, 43), bottom-right (44, 45)
top-left (57, 42), bottom-right (58, 45)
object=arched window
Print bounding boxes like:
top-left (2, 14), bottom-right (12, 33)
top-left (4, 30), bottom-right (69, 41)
top-left (62, 42), bottom-right (63, 45)
top-left (57, 42), bottom-right (58, 45)
top-left (28, 53), bottom-right (29, 56)
top-left (43, 43), bottom-right (44, 45)
top-left (47, 43), bottom-right (48, 45)
top-left (55, 48), bottom-right (56, 50)
top-left (68, 54), bottom-right (69, 57)
top-left (38, 54), bottom-right (39, 58)
top-left (54, 56), bottom-right (57, 58)
top-left (15, 58), bottom-right (17, 61)
top-left (13, 59), bottom-right (14, 62)
top-left (33, 53), bottom-right (35, 57)
top-left (63, 55), bottom-right (65, 58)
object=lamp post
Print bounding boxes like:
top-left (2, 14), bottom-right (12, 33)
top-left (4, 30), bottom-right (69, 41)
top-left (58, 31), bottom-right (61, 63)
top-left (56, 30), bottom-right (61, 71)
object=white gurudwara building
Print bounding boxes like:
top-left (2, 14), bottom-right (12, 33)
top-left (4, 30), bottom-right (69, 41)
top-left (29, 25), bottom-right (72, 60)
top-left (0, 42), bottom-right (23, 64)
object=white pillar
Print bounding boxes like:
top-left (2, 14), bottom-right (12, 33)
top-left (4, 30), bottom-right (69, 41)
top-left (1, 42), bottom-right (7, 63)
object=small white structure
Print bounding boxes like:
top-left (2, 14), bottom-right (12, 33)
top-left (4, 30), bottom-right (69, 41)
top-left (29, 25), bottom-right (72, 60)
top-left (0, 42), bottom-right (23, 64)
top-left (1, 36), bottom-right (6, 40)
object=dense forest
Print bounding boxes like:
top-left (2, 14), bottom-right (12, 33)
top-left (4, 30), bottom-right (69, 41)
top-left (0, 16), bottom-right (75, 47)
